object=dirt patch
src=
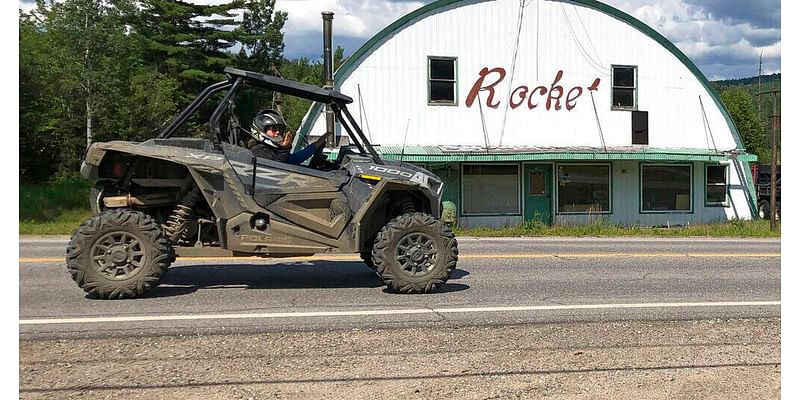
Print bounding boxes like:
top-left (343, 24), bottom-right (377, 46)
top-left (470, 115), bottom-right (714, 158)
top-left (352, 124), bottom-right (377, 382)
top-left (20, 318), bottom-right (780, 399)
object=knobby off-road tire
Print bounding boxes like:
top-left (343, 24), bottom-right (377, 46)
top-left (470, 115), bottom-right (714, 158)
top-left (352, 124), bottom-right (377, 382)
top-left (66, 209), bottom-right (172, 299)
top-left (371, 212), bottom-right (458, 293)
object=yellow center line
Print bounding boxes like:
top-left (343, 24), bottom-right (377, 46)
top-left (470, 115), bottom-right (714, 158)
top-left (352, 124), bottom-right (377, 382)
top-left (18, 253), bottom-right (781, 264)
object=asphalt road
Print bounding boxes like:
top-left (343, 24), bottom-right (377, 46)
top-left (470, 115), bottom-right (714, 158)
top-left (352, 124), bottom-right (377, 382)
top-left (19, 236), bottom-right (781, 337)
top-left (18, 236), bottom-right (782, 399)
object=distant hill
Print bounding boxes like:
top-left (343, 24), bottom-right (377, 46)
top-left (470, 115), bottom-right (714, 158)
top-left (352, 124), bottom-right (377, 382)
top-left (711, 73), bottom-right (781, 90)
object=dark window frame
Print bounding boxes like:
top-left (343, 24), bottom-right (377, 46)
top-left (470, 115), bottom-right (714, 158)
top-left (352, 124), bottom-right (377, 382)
top-left (611, 65), bottom-right (637, 110)
top-left (428, 56), bottom-right (458, 106)
top-left (555, 163), bottom-right (613, 215)
top-left (640, 163), bottom-right (693, 214)
top-left (705, 163), bottom-right (729, 207)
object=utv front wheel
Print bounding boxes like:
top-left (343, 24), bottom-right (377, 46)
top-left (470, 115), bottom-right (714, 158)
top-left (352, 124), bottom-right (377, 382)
top-left (372, 212), bottom-right (458, 293)
top-left (66, 209), bottom-right (172, 299)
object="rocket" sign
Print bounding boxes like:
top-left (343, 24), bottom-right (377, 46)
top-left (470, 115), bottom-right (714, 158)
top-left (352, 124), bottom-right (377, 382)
top-left (465, 67), bottom-right (601, 111)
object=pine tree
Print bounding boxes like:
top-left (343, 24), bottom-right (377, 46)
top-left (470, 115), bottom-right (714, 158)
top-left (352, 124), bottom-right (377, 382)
top-left (239, 0), bottom-right (287, 74)
top-left (133, 0), bottom-right (244, 90)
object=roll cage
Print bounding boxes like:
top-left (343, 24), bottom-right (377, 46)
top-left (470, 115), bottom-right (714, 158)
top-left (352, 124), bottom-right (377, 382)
top-left (158, 66), bottom-right (383, 164)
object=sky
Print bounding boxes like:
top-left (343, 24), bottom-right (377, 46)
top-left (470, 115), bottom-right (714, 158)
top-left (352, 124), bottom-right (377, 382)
top-left (18, 0), bottom-right (782, 80)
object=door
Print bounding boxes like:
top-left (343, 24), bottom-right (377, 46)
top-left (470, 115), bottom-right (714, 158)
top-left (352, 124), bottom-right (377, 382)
top-left (524, 164), bottom-right (552, 225)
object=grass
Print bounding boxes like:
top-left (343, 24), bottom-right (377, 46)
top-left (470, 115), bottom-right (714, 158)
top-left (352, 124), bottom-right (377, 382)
top-left (453, 218), bottom-right (780, 238)
top-left (19, 177), bottom-right (780, 237)
top-left (20, 176), bottom-right (94, 235)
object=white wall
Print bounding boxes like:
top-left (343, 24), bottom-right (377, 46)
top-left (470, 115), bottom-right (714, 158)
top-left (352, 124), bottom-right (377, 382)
top-left (304, 0), bottom-right (738, 152)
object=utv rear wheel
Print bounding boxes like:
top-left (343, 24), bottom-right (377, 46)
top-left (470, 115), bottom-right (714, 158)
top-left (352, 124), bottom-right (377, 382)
top-left (66, 209), bottom-right (172, 299)
top-left (372, 212), bottom-right (458, 293)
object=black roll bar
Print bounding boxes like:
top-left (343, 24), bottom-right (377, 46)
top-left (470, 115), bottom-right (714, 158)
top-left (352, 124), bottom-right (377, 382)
top-left (331, 106), bottom-right (366, 155)
top-left (158, 80), bottom-right (233, 139)
top-left (209, 77), bottom-right (244, 150)
top-left (335, 104), bottom-right (383, 164)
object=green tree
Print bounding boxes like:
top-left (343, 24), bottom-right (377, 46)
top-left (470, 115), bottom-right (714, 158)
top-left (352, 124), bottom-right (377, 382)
top-left (112, 68), bottom-right (182, 140)
top-left (20, 0), bottom-right (141, 181)
top-left (133, 0), bottom-right (244, 92)
top-left (239, 0), bottom-right (287, 74)
top-left (720, 88), bottom-right (767, 161)
top-left (20, 12), bottom-right (63, 181)
top-left (277, 46), bottom-right (345, 133)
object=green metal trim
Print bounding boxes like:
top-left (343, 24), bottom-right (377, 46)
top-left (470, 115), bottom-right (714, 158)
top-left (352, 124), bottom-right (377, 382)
top-left (299, 0), bottom-right (745, 151)
top-left (326, 148), bottom-right (757, 163)
top-left (741, 160), bottom-right (759, 216)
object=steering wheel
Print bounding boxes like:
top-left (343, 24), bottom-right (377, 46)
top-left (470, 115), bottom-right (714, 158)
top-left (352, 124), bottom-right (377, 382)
top-left (308, 143), bottom-right (328, 169)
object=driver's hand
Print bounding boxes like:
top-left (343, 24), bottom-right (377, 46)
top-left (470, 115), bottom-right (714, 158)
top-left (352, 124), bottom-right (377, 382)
top-left (313, 132), bottom-right (333, 148)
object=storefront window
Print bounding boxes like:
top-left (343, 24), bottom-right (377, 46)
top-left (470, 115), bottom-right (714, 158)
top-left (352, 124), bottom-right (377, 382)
top-left (557, 164), bottom-right (611, 213)
top-left (641, 164), bottom-right (692, 212)
top-left (462, 164), bottom-right (519, 215)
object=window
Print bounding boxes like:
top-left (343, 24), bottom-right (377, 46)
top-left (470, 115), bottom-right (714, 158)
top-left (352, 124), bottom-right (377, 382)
top-left (428, 57), bottom-right (457, 105)
top-left (706, 164), bottom-right (728, 206)
top-left (612, 65), bottom-right (636, 109)
top-left (641, 164), bottom-right (692, 212)
top-left (462, 164), bottom-right (519, 215)
top-left (529, 170), bottom-right (546, 195)
top-left (557, 164), bottom-right (611, 213)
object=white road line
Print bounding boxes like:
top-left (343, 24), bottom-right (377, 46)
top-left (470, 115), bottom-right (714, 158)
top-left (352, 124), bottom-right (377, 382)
top-left (19, 236), bottom-right (782, 243)
top-left (19, 300), bottom-right (780, 326)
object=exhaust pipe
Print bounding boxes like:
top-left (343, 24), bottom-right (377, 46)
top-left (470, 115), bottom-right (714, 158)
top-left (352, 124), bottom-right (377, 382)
top-left (102, 193), bottom-right (179, 208)
top-left (322, 11), bottom-right (336, 147)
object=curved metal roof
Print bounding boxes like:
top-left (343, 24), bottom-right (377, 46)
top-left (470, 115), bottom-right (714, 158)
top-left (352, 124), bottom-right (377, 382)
top-left (300, 0), bottom-right (743, 150)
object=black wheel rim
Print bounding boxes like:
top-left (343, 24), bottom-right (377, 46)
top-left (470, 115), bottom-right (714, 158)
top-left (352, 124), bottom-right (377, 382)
top-left (90, 231), bottom-right (146, 280)
top-left (395, 232), bottom-right (438, 277)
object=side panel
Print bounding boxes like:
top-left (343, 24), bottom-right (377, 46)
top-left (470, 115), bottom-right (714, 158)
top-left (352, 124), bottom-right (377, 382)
top-left (218, 143), bottom-right (357, 254)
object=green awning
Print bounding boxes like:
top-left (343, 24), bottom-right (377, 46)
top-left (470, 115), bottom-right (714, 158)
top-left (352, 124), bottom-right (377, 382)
top-left (330, 146), bottom-right (757, 162)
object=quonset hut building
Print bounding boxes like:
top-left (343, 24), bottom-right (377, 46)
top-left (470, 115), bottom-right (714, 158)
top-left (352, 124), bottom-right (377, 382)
top-left (298, 0), bottom-right (758, 228)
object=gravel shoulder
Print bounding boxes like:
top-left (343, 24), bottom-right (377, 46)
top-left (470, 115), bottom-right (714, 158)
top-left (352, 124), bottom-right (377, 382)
top-left (20, 317), bottom-right (780, 400)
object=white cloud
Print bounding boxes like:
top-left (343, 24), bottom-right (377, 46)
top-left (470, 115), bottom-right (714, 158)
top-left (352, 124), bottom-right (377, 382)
top-left (275, 0), bottom-right (424, 39)
top-left (605, 0), bottom-right (780, 78)
top-left (19, 0), bottom-right (780, 79)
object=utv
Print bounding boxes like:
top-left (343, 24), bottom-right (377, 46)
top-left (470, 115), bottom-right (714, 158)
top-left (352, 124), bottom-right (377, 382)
top-left (67, 67), bottom-right (458, 299)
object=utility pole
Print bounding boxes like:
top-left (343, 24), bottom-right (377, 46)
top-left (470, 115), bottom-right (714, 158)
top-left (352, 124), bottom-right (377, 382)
top-left (755, 89), bottom-right (780, 231)
top-left (757, 51), bottom-right (763, 115)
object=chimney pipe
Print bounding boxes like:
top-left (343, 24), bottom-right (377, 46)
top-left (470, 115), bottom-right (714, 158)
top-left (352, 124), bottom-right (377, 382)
top-left (322, 12), bottom-right (336, 146)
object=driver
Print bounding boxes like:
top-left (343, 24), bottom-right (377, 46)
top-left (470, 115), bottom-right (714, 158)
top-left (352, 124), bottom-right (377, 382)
top-left (247, 109), bottom-right (332, 165)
